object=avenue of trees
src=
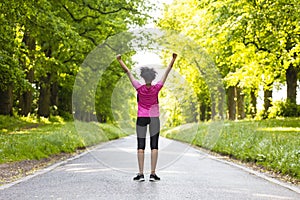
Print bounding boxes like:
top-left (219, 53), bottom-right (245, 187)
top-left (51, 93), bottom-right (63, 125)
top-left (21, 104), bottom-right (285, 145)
top-left (158, 0), bottom-right (300, 122)
top-left (0, 0), bottom-right (299, 124)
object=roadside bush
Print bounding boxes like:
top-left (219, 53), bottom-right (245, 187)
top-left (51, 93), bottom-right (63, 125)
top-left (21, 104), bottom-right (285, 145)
top-left (268, 101), bottom-right (300, 118)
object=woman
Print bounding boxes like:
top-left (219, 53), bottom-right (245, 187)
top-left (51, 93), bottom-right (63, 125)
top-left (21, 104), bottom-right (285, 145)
top-left (117, 53), bottom-right (177, 181)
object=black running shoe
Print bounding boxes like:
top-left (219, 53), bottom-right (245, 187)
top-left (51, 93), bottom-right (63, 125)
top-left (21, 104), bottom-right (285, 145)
top-left (133, 174), bottom-right (145, 182)
top-left (149, 174), bottom-right (160, 182)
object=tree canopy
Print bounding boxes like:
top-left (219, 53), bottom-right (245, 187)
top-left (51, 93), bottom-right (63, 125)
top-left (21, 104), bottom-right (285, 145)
top-left (158, 0), bottom-right (300, 120)
top-left (1, 0), bottom-right (299, 123)
top-left (0, 0), bottom-right (152, 120)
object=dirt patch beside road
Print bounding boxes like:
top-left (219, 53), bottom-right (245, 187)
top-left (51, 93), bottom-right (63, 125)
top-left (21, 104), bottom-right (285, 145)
top-left (0, 152), bottom-right (81, 186)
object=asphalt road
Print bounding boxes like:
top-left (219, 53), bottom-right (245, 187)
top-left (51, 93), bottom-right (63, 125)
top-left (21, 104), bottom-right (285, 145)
top-left (0, 135), bottom-right (299, 200)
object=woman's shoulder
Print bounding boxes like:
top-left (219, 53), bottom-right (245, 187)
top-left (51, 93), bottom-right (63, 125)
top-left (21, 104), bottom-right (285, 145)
top-left (132, 80), bottom-right (142, 89)
top-left (153, 81), bottom-right (163, 90)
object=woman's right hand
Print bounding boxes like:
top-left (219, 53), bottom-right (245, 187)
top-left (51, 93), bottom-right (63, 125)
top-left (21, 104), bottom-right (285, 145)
top-left (172, 53), bottom-right (177, 60)
top-left (116, 54), bottom-right (122, 61)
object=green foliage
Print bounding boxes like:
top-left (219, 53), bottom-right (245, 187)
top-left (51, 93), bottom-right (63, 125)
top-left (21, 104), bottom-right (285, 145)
top-left (0, 0), bottom-right (153, 118)
top-left (159, 0), bottom-right (300, 120)
top-left (95, 58), bottom-right (134, 123)
top-left (269, 101), bottom-right (300, 118)
top-left (162, 119), bottom-right (300, 180)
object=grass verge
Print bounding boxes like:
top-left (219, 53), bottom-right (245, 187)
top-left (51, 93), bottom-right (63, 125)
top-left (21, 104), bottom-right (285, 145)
top-left (161, 118), bottom-right (300, 182)
top-left (0, 115), bottom-right (128, 164)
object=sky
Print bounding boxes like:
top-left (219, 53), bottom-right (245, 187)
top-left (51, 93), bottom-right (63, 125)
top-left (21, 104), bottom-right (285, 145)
top-left (132, 0), bottom-right (173, 66)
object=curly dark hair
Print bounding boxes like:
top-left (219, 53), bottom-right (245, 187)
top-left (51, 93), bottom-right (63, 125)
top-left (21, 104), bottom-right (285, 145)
top-left (140, 67), bottom-right (157, 83)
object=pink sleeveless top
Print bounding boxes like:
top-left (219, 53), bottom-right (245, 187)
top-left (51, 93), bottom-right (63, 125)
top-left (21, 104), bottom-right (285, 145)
top-left (132, 80), bottom-right (163, 117)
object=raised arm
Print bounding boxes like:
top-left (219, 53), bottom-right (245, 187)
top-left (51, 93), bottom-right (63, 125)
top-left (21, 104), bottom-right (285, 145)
top-left (116, 54), bottom-right (137, 86)
top-left (160, 53), bottom-right (177, 84)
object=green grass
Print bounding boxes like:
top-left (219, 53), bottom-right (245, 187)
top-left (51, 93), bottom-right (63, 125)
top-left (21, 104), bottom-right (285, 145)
top-left (162, 118), bottom-right (300, 180)
top-left (0, 116), bottom-right (128, 164)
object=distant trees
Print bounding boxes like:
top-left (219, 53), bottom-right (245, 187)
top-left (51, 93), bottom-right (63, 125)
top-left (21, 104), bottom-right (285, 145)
top-left (158, 0), bottom-right (300, 121)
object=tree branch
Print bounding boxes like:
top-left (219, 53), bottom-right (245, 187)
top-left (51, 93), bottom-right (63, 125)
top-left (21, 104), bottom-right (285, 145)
top-left (82, 35), bottom-right (97, 46)
top-left (242, 36), bottom-right (270, 53)
top-left (79, 28), bottom-right (99, 36)
top-left (63, 54), bottom-right (76, 64)
top-left (85, 3), bottom-right (139, 15)
top-left (103, 42), bottom-right (118, 52)
top-left (194, 60), bottom-right (206, 75)
top-left (62, 5), bottom-right (98, 22)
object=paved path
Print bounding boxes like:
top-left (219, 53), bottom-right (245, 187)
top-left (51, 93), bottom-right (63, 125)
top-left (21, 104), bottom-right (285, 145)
top-left (0, 135), bottom-right (299, 200)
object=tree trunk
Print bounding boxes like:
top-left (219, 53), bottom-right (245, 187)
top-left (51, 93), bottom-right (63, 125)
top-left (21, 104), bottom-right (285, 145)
top-left (50, 81), bottom-right (59, 115)
top-left (58, 87), bottom-right (72, 115)
top-left (286, 64), bottom-right (298, 104)
top-left (263, 85), bottom-right (273, 119)
top-left (0, 86), bottom-right (13, 115)
top-left (38, 74), bottom-right (51, 117)
top-left (19, 68), bottom-right (34, 116)
top-left (50, 81), bottom-right (58, 106)
top-left (19, 30), bottom-right (35, 116)
top-left (217, 86), bottom-right (225, 119)
top-left (206, 105), bottom-right (211, 120)
top-left (200, 103), bottom-right (206, 122)
top-left (19, 89), bottom-right (33, 116)
top-left (190, 101), bottom-right (197, 122)
top-left (74, 110), bottom-right (81, 121)
top-left (250, 89), bottom-right (257, 118)
top-left (210, 93), bottom-right (216, 120)
top-left (227, 86), bottom-right (236, 120)
top-left (236, 87), bottom-right (246, 119)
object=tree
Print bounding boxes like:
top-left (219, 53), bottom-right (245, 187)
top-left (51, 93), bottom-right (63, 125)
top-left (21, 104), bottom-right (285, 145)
top-left (158, 0), bottom-right (226, 121)
top-left (18, 31), bottom-right (36, 116)
top-left (0, 1), bottom-right (27, 115)
top-left (0, 0), bottom-right (153, 119)
top-left (208, 0), bottom-right (300, 115)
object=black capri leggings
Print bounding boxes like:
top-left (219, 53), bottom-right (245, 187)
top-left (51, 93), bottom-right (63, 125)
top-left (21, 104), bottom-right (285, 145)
top-left (136, 117), bottom-right (160, 150)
